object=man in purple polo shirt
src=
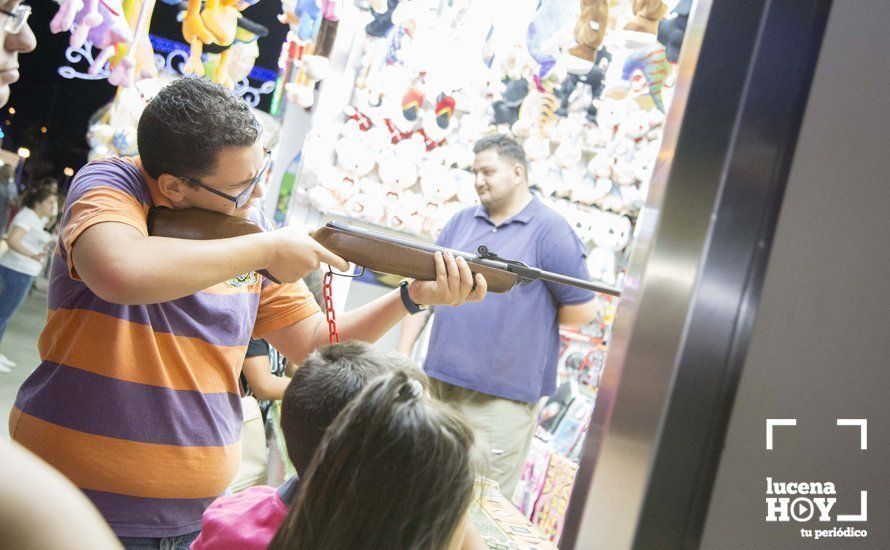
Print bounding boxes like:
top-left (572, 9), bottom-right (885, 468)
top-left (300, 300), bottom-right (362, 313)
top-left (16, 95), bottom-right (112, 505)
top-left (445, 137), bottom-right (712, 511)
top-left (399, 134), bottom-right (600, 497)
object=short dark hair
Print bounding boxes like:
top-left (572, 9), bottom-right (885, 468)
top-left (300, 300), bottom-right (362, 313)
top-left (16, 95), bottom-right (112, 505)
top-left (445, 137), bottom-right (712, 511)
top-left (473, 133), bottom-right (528, 178)
top-left (22, 188), bottom-right (56, 209)
top-left (136, 77), bottom-right (261, 180)
top-left (280, 341), bottom-right (425, 473)
top-left (38, 177), bottom-right (58, 190)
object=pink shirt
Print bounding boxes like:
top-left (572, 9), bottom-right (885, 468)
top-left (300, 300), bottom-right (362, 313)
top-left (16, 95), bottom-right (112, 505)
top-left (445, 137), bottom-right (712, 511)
top-left (191, 486), bottom-right (289, 550)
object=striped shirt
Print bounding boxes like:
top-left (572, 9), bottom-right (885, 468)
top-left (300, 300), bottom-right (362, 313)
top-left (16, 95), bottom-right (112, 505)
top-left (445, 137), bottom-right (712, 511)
top-left (8, 157), bottom-right (319, 538)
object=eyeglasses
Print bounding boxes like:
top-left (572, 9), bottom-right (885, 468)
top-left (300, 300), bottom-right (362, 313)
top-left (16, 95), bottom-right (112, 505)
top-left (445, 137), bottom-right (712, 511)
top-left (181, 148), bottom-right (272, 208)
top-left (1, 5), bottom-right (30, 34)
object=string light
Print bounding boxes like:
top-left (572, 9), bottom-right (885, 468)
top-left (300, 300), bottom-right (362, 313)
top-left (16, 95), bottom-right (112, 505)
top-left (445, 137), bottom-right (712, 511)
top-left (40, 126), bottom-right (47, 134)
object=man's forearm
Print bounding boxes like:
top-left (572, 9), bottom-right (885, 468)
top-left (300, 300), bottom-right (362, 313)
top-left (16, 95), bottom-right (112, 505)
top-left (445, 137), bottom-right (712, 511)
top-left (74, 224), bottom-right (274, 305)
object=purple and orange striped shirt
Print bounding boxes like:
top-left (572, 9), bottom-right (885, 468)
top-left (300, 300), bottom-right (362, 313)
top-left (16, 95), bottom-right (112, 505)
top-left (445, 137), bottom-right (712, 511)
top-left (9, 157), bottom-right (319, 538)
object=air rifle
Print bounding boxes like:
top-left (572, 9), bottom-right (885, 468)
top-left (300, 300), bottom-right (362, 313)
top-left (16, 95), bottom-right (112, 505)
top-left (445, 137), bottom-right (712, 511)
top-left (147, 207), bottom-right (621, 297)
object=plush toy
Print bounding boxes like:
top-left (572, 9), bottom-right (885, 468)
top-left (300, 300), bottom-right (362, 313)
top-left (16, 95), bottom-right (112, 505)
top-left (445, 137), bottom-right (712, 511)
top-left (183, 0), bottom-right (215, 44)
top-left (566, 0), bottom-right (609, 73)
top-left (596, 97), bottom-right (629, 140)
top-left (201, 0), bottom-right (240, 46)
top-left (307, 184), bottom-right (341, 212)
top-left (377, 148), bottom-right (418, 191)
top-left (344, 193), bottom-right (387, 225)
top-left (87, 122), bottom-right (116, 161)
top-left (624, 0), bottom-right (667, 35)
top-left (199, 16), bottom-right (269, 89)
top-left (525, 0), bottom-right (575, 79)
top-left (657, 0), bottom-right (691, 63)
top-left (611, 157), bottom-right (643, 212)
top-left (555, 47), bottom-right (611, 123)
top-left (330, 135), bottom-right (377, 204)
top-left (51, 0), bottom-right (88, 36)
top-left (418, 160), bottom-right (456, 202)
top-left (452, 168), bottom-right (477, 206)
top-left (588, 210), bottom-right (632, 285)
top-left (491, 77), bottom-right (530, 126)
top-left (365, 0), bottom-right (398, 37)
top-left (512, 90), bottom-right (559, 140)
top-left (52, 0), bottom-right (134, 77)
top-left (621, 43), bottom-right (670, 112)
top-left (112, 125), bottom-right (138, 156)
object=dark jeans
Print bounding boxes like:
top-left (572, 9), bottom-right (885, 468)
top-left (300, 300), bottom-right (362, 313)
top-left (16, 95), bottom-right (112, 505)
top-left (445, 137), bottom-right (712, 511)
top-left (0, 265), bottom-right (34, 345)
top-left (119, 530), bottom-right (200, 550)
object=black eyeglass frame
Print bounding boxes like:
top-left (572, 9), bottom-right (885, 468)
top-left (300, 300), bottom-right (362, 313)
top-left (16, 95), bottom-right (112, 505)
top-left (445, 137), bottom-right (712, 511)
top-left (180, 148), bottom-right (272, 208)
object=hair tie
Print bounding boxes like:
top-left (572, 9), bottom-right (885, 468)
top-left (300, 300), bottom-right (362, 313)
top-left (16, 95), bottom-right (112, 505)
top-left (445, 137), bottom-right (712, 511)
top-left (399, 378), bottom-right (424, 401)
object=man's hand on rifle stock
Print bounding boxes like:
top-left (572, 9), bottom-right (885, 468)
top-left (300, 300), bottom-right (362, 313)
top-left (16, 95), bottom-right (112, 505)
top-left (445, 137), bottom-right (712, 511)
top-left (264, 226), bottom-right (350, 283)
top-left (407, 250), bottom-right (488, 306)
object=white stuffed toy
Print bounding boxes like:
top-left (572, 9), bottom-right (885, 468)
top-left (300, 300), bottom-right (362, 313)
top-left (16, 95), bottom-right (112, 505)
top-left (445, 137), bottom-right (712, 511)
top-left (335, 136), bottom-right (376, 182)
top-left (87, 122), bottom-right (115, 161)
top-left (418, 160), bottom-right (457, 202)
top-left (453, 168), bottom-right (478, 206)
top-left (588, 210), bottom-right (632, 286)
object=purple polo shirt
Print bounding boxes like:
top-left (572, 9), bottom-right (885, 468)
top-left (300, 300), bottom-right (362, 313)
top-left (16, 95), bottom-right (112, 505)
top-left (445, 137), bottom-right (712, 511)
top-left (424, 197), bottom-right (595, 403)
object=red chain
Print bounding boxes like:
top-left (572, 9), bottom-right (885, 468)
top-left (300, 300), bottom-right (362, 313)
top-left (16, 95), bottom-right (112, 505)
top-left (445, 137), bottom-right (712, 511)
top-left (322, 271), bottom-right (339, 343)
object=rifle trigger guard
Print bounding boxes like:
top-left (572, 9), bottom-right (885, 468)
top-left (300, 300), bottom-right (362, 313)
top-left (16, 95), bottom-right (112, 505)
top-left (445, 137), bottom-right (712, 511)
top-left (326, 265), bottom-right (366, 278)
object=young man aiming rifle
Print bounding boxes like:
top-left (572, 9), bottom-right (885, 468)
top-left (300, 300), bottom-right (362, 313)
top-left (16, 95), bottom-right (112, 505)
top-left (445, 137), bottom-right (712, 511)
top-left (9, 77), bottom-right (486, 548)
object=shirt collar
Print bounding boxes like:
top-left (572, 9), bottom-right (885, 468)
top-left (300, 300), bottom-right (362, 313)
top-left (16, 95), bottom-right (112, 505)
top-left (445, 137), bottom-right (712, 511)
top-left (474, 196), bottom-right (540, 226)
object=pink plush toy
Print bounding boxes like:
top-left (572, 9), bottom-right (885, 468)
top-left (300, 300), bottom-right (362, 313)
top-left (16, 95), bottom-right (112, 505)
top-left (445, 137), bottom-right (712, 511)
top-left (52, 0), bottom-right (133, 76)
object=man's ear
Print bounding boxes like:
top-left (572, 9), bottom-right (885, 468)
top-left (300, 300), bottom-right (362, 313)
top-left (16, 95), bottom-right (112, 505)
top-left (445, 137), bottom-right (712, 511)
top-left (513, 162), bottom-right (527, 185)
top-left (156, 173), bottom-right (189, 203)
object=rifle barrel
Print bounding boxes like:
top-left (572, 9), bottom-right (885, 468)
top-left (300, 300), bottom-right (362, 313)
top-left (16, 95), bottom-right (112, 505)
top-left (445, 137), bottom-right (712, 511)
top-left (532, 269), bottom-right (621, 297)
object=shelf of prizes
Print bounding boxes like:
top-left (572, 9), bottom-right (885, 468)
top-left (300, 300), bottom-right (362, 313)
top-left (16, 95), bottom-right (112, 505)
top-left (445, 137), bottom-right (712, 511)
top-left (285, 0), bottom-right (681, 299)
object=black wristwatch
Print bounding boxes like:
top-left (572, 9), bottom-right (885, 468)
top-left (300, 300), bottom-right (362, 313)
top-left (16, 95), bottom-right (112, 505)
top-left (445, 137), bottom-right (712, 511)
top-left (400, 280), bottom-right (426, 315)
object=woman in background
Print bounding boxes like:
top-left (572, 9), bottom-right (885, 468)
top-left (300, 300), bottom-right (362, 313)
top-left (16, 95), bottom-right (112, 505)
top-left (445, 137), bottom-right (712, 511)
top-left (0, 187), bottom-right (56, 370)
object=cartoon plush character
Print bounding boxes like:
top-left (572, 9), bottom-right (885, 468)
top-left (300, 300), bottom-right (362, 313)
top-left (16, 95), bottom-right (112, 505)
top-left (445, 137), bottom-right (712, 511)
top-left (621, 43), bottom-right (670, 112)
top-left (525, 0), bottom-right (575, 79)
top-left (179, 3), bottom-right (268, 89)
top-left (201, 0), bottom-right (241, 46)
top-left (51, 0), bottom-right (134, 76)
top-left (107, 0), bottom-right (158, 87)
top-left (566, 0), bottom-right (609, 70)
top-left (181, 0), bottom-right (242, 78)
top-left (588, 210), bottom-right (632, 285)
top-left (491, 78), bottom-right (530, 126)
top-left (555, 47), bottom-right (611, 122)
top-left (657, 0), bottom-right (691, 63)
top-left (624, 0), bottom-right (667, 35)
top-left (365, 0), bottom-right (399, 37)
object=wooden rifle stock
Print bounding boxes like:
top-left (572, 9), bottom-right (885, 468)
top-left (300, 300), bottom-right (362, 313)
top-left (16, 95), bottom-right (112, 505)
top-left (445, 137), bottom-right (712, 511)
top-left (147, 207), bottom-right (620, 296)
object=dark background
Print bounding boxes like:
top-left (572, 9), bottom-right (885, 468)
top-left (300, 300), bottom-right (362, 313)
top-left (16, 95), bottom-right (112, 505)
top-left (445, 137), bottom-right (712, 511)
top-left (2, 0), bottom-right (288, 184)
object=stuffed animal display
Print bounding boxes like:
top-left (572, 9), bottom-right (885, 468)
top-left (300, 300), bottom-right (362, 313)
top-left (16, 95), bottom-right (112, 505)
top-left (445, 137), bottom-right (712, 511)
top-left (297, 0), bottom-right (679, 297)
top-left (51, 0), bottom-right (159, 86)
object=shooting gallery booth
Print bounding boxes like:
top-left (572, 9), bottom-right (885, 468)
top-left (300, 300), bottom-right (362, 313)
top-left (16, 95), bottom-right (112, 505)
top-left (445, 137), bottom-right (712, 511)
top-left (31, 0), bottom-right (890, 548)
top-left (72, 1), bottom-right (665, 544)
top-left (277, 0), bottom-right (671, 544)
